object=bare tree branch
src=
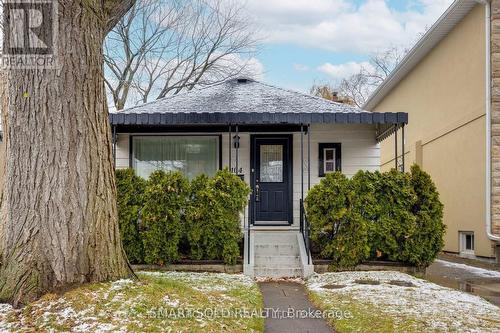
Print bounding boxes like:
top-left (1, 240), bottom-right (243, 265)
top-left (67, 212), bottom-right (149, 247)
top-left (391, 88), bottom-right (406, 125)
top-left (335, 46), bottom-right (407, 108)
top-left (104, 0), bottom-right (260, 110)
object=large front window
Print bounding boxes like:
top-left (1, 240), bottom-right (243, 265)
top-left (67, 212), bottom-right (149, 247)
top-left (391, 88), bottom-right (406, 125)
top-left (133, 136), bottom-right (219, 179)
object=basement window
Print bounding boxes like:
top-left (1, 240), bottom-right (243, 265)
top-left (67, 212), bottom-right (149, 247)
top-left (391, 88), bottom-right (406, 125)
top-left (459, 232), bottom-right (475, 257)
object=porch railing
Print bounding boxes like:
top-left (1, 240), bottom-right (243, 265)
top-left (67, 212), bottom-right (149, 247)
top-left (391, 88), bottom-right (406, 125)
top-left (299, 199), bottom-right (311, 265)
top-left (246, 198), bottom-right (251, 265)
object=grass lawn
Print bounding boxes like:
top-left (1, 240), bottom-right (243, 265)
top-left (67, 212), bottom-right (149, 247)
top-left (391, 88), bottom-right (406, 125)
top-left (0, 271), bottom-right (264, 333)
top-left (306, 271), bottom-right (500, 333)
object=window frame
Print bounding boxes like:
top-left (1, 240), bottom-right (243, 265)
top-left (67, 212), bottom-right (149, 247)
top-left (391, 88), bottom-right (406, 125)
top-left (129, 134), bottom-right (222, 178)
top-left (323, 148), bottom-right (336, 174)
top-left (259, 144), bottom-right (284, 183)
top-left (459, 231), bottom-right (475, 256)
top-left (318, 143), bottom-right (342, 177)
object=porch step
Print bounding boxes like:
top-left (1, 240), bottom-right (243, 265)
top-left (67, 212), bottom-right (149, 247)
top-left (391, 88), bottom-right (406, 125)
top-left (245, 230), bottom-right (312, 278)
top-left (254, 267), bottom-right (303, 278)
top-left (254, 244), bottom-right (300, 256)
top-left (253, 232), bottom-right (298, 244)
top-left (255, 255), bottom-right (301, 266)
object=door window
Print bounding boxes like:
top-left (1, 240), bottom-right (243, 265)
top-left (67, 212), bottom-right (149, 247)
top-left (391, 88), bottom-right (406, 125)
top-left (260, 144), bottom-right (283, 182)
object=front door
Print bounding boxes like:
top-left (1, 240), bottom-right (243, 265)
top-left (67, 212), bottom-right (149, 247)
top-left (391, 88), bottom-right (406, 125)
top-left (251, 135), bottom-right (292, 225)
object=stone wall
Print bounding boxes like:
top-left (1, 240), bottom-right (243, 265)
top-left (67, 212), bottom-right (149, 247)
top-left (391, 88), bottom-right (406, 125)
top-left (491, 0), bottom-right (500, 235)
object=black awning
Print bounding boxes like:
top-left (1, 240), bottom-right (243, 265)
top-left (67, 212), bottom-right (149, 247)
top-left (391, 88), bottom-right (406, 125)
top-left (110, 111), bottom-right (408, 127)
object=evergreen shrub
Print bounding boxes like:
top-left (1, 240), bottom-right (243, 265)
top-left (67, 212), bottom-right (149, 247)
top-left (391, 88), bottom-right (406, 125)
top-left (305, 165), bottom-right (445, 268)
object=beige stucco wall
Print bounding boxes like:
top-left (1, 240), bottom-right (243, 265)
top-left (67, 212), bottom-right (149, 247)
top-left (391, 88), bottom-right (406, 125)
top-left (372, 5), bottom-right (493, 257)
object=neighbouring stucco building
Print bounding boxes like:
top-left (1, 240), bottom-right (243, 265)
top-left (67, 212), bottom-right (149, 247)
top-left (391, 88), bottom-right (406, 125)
top-left (365, 0), bottom-right (500, 260)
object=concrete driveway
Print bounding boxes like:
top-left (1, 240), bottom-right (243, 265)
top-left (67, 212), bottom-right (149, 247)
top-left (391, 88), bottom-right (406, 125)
top-left (425, 256), bottom-right (500, 306)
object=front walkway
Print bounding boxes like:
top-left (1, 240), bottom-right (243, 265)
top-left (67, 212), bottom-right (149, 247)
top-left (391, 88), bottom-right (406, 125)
top-left (258, 282), bottom-right (333, 333)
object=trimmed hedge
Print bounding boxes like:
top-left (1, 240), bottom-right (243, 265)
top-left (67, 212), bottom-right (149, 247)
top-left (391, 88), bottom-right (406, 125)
top-left (368, 170), bottom-right (418, 264)
top-left (305, 165), bottom-right (445, 268)
top-left (142, 171), bottom-right (189, 265)
top-left (185, 169), bottom-right (251, 265)
top-left (407, 165), bottom-right (445, 266)
top-left (116, 169), bottom-right (146, 264)
top-left (306, 173), bottom-right (369, 269)
top-left (116, 168), bottom-right (250, 265)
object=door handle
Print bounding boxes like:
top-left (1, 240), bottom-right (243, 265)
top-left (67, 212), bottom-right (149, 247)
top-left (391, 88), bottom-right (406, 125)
top-left (255, 183), bottom-right (260, 202)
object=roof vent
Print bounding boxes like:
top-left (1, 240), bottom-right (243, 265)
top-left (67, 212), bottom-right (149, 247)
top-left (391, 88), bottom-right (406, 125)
top-left (236, 77), bottom-right (251, 83)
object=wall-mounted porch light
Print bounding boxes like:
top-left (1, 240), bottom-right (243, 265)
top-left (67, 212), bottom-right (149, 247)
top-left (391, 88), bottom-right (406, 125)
top-left (233, 135), bottom-right (240, 149)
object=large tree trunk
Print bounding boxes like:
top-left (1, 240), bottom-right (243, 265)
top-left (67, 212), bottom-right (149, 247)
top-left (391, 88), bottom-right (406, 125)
top-left (0, 72), bottom-right (7, 257)
top-left (0, 0), bottom-right (135, 307)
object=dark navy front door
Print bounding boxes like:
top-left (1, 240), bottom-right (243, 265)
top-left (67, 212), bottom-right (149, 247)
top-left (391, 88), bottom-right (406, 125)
top-left (251, 136), bottom-right (292, 225)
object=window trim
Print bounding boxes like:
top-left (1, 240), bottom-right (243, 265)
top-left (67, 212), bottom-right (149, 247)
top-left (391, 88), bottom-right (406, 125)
top-left (459, 231), bottom-right (475, 256)
top-left (129, 134), bottom-right (222, 176)
top-left (323, 148), bottom-right (336, 174)
top-left (318, 143), bottom-right (341, 177)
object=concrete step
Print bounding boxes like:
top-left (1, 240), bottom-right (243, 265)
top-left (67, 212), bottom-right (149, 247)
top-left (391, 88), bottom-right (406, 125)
top-left (253, 232), bottom-right (298, 245)
top-left (254, 244), bottom-right (300, 256)
top-left (248, 231), bottom-right (306, 278)
top-left (254, 255), bottom-right (301, 266)
top-left (254, 267), bottom-right (303, 278)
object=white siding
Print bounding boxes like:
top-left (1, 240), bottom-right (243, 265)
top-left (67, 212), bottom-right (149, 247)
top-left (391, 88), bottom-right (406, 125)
top-left (291, 124), bottom-right (379, 225)
top-left (114, 124), bottom-right (380, 227)
top-left (116, 134), bottom-right (130, 169)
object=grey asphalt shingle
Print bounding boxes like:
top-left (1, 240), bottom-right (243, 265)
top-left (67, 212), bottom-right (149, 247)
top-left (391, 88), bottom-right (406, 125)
top-left (110, 78), bottom-right (407, 130)
top-left (116, 78), bottom-right (369, 115)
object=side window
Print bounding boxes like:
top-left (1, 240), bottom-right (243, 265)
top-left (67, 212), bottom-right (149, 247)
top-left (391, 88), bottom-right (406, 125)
top-left (319, 143), bottom-right (341, 177)
top-left (324, 148), bottom-right (336, 173)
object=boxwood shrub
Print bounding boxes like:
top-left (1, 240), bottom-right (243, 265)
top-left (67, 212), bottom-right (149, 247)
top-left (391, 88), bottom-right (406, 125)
top-left (305, 165), bottom-right (444, 269)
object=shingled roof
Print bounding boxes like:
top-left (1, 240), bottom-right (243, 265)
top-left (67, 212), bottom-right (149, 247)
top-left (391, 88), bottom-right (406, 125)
top-left (110, 78), bottom-right (407, 126)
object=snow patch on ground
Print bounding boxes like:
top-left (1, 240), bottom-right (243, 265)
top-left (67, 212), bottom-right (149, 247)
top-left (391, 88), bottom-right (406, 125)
top-left (0, 271), bottom-right (259, 332)
top-left (435, 259), bottom-right (500, 278)
top-left (0, 304), bottom-right (15, 332)
top-left (307, 271), bottom-right (500, 332)
top-left (140, 271), bottom-right (254, 290)
top-left (162, 295), bottom-right (180, 307)
top-left (0, 304), bottom-right (13, 313)
top-left (110, 279), bottom-right (134, 291)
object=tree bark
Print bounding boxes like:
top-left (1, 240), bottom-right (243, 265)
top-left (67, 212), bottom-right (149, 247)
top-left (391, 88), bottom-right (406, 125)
top-left (0, 72), bottom-right (8, 258)
top-left (0, 0), bottom-right (135, 307)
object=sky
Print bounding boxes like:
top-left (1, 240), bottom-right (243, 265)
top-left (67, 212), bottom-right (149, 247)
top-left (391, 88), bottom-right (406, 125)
top-left (244, 0), bottom-right (455, 92)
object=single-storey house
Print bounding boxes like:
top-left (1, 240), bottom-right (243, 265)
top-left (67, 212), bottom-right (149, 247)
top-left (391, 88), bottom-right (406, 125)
top-left (110, 78), bottom-right (407, 277)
